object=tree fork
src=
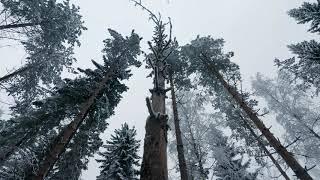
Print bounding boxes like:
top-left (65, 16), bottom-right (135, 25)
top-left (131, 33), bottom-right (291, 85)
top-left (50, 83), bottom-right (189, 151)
top-left (169, 74), bottom-right (189, 180)
top-left (30, 71), bottom-right (112, 179)
top-left (204, 60), bottom-right (313, 180)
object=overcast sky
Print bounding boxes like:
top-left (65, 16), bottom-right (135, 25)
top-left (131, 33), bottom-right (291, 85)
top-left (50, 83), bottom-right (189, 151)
top-left (0, 0), bottom-right (316, 179)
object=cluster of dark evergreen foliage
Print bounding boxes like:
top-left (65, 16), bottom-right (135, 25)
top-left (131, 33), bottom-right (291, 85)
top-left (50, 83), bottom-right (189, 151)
top-left (0, 0), bottom-right (319, 180)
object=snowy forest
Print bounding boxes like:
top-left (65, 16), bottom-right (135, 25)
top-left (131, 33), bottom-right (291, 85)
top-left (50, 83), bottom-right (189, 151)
top-left (0, 0), bottom-right (319, 179)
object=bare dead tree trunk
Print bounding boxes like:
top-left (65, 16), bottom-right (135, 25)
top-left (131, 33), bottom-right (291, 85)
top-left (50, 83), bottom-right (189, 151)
top-left (0, 22), bottom-right (40, 30)
top-left (140, 65), bottom-right (168, 180)
top-left (238, 115), bottom-right (291, 180)
top-left (0, 66), bottom-right (31, 83)
top-left (205, 61), bottom-right (313, 180)
top-left (30, 71), bottom-right (112, 180)
top-left (169, 74), bottom-right (188, 180)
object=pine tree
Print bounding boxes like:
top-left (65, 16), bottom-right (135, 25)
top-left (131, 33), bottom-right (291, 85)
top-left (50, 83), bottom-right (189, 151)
top-left (275, 1), bottom-right (320, 94)
top-left (46, 114), bottom-right (106, 180)
top-left (288, 1), bottom-right (320, 33)
top-left (252, 70), bottom-right (320, 177)
top-left (0, 0), bottom-right (86, 114)
top-left (167, 40), bottom-right (191, 180)
top-left (181, 35), bottom-right (314, 179)
top-left (96, 123), bottom-right (140, 180)
top-left (0, 29), bottom-right (141, 179)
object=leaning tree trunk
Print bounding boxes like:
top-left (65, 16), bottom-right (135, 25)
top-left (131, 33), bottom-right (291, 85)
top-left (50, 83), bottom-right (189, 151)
top-left (140, 60), bottom-right (169, 180)
top-left (205, 61), bottom-right (313, 180)
top-left (30, 71), bottom-right (112, 180)
top-left (169, 74), bottom-right (189, 180)
top-left (0, 22), bottom-right (40, 30)
top-left (238, 114), bottom-right (290, 180)
top-left (0, 66), bottom-right (31, 82)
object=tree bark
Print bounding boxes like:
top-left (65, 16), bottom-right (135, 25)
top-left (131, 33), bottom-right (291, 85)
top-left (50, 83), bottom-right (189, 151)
top-left (140, 61), bottom-right (168, 180)
top-left (239, 115), bottom-right (291, 180)
top-left (169, 74), bottom-right (189, 180)
top-left (0, 22), bottom-right (40, 30)
top-left (205, 61), bottom-right (313, 180)
top-left (30, 71), bottom-right (112, 180)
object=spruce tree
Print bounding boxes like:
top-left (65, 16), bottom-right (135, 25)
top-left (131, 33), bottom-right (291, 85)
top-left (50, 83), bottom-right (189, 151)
top-left (275, 1), bottom-right (320, 94)
top-left (252, 70), bottom-right (320, 177)
top-left (0, 0), bottom-right (86, 114)
top-left (96, 123), bottom-right (140, 180)
top-left (181, 36), bottom-right (313, 179)
top-left (167, 40), bottom-right (191, 180)
top-left (0, 29), bottom-right (141, 179)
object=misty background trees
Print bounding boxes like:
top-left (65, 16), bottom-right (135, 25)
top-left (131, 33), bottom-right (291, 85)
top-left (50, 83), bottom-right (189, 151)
top-left (0, 0), bottom-right (319, 180)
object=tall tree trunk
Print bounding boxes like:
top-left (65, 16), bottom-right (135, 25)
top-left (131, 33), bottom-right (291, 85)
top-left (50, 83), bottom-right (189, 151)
top-left (140, 57), bottom-right (168, 179)
top-left (30, 71), bottom-right (112, 180)
top-left (205, 61), bottom-right (313, 180)
top-left (0, 66), bottom-right (31, 83)
top-left (0, 22), bottom-right (40, 30)
top-left (238, 114), bottom-right (290, 180)
top-left (169, 74), bottom-right (189, 180)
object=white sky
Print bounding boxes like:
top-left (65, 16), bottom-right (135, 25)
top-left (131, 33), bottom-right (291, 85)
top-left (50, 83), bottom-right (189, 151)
top-left (0, 0), bottom-right (316, 179)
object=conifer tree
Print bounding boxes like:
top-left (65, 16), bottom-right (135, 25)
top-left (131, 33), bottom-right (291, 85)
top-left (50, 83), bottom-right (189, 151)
top-left (252, 70), bottom-right (320, 177)
top-left (275, 1), bottom-right (320, 94)
top-left (0, 0), bottom-right (86, 113)
top-left (0, 29), bottom-right (141, 179)
top-left (96, 123), bottom-right (140, 180)
top-left (181, 36), bottom-right (314, 179)
top-left (176, 92), bottom-right (210, 180)
top-left (167, 40), bottom-right (191, 180)
top-left (46, 114), bottom-right (106, 180)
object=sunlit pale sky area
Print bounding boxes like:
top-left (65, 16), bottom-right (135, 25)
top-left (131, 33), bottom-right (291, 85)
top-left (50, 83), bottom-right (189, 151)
top-left (0, 0), bottom-right (316, 179)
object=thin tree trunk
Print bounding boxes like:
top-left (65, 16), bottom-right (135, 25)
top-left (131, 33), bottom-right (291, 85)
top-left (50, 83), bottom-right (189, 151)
top-left (205, 61), bottom-right (313, 180)
top-left (30, 71), bottom-right (112, 180)
top-left (239, 115), bottom-right (291, 180)
top-left (0, 66), bottom-right (31, 82)
top-left (0, 22), bottom-right (40, 30)
top-left (169, 74), bottom-right (188, 180)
